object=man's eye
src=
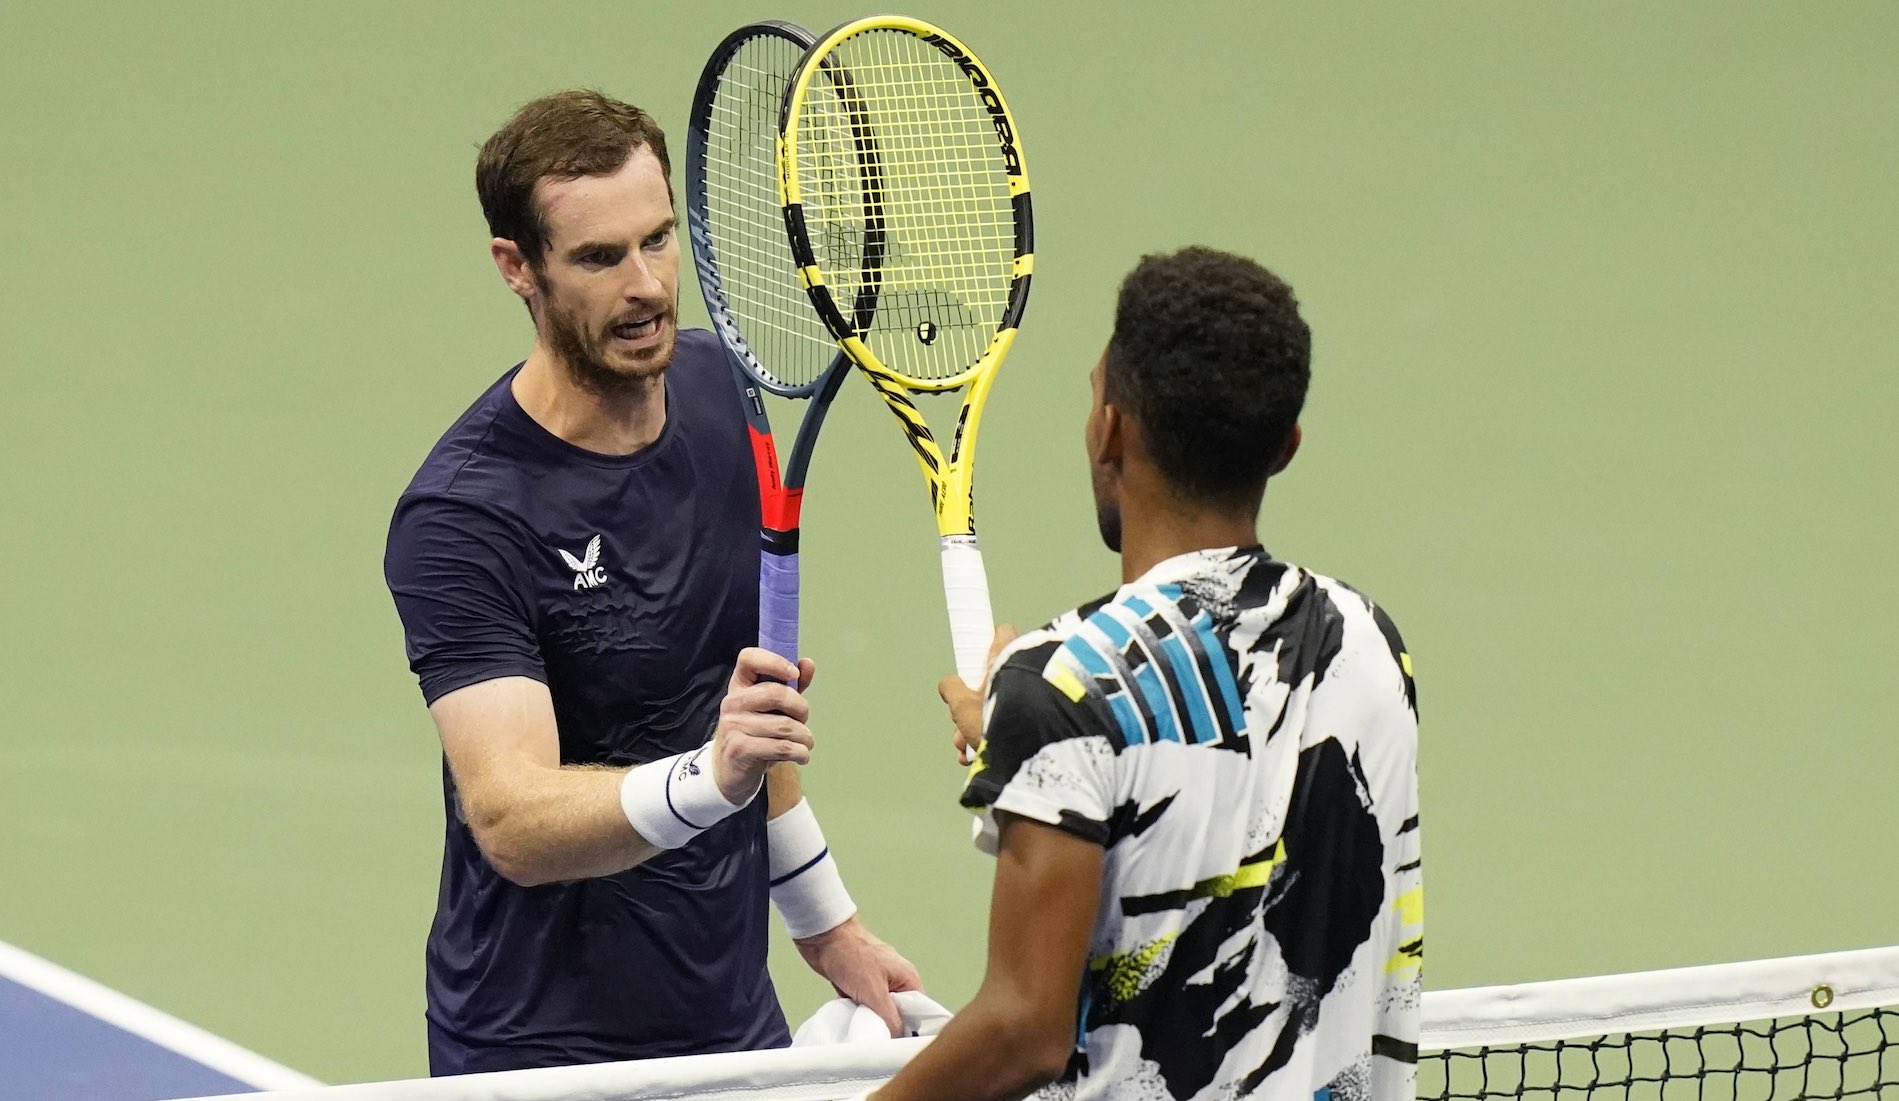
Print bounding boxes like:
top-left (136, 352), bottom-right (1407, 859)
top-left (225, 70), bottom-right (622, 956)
top-left (645, 229), bottom-right (672, 249)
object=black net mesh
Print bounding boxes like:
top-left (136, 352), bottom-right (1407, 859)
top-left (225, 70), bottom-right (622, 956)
top-left (1419, 1006), bottom-right (1898, 1100)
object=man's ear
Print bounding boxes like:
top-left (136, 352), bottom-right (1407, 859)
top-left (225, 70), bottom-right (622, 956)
top-left (1267, 424), bottom-right (1302, 477)
top-left (491, 238), bottom-right (536, 302)
top-left (1092, 402), bottom-right (1126, 468)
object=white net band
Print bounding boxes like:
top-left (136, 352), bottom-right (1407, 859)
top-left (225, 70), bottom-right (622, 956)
top-left (175, 945), bottom-right (1899, 1101)
top-left (1422, 943), bottom-right (1899, 1049)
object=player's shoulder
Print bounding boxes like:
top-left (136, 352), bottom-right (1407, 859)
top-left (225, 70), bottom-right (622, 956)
top-left (966, 594), bottom-right (1122, 815)
top-left (674, 325), bottom-right (724, 363)
top-left (1301, 568), bottom-right (1410, 652)
top-left (1298, 566), bottom-right (1395, 619)
top-left (387, 366), bottom-right (545, 555)
top-left (665, 327), bottom-right (731, 396)
top-left (1292, 565), bottom-right (1418, 712)
top-left (990, 589), bottom-right (1118, 683)
top-left (660, 327), bottom-right (749, 429)
top-left (397, 366), bottom-right (521, 502)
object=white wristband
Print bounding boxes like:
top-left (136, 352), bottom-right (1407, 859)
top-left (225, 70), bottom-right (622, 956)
top-left (768, 798), bottom-right (857, 939)
top-left (620, 748), bottom-right (755, 850)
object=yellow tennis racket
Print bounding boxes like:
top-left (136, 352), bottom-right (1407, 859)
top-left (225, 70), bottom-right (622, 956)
top-left (777, 16), bottom-right (1033, 734)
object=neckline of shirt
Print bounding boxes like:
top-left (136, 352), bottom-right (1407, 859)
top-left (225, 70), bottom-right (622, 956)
top-left (497, 363), bottom-right (680, 470)
top-left (1123, 544), bottom-right (1273, 592)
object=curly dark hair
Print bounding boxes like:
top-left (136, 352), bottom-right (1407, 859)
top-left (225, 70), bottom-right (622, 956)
top-left (476, 89), bottom-right (671, 266)
top-left (1104, 247), bottom-right (1311, 509)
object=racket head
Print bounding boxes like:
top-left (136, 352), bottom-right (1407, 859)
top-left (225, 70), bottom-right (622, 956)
top-left (780, 16), bottom-right (1035, 394)
top-left (686, 20), bottom-right (845, 400)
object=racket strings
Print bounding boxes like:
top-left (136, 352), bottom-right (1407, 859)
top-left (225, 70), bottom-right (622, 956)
top-left (792, 28), bottom-right (1019, 383)
top-left (702, 35), bottom-right (839, 389)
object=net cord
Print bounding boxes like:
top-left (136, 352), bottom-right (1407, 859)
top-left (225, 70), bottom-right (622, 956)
top-left (166, 946), bottom-right (1899, 1101)
top-left (1422, 944), bottom-right (1899, 1050)
top-left (180, 1037), bottom-right (931, 1101)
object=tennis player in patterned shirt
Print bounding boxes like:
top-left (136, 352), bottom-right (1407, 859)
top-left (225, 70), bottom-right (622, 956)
top-left (866, 247), bottom-right (1423, 1101)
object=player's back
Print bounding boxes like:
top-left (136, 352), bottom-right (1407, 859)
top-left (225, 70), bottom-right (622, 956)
top-left (963, 545), bottom-right (1421, 1101)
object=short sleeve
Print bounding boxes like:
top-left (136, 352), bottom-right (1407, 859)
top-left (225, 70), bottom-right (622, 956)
top-left (960, 656), bottom-right (1117, 854)
top-left (384, 496), bottom-right (544, 704)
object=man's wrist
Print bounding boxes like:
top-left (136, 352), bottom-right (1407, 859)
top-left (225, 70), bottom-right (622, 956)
top-left (768, 797), bottom-right (858, 938)
top-left (620, 748), bottom-right (757, 849)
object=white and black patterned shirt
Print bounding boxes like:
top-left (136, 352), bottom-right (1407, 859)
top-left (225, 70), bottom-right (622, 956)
top-left (962, 547), bottom-right (1422, 1101)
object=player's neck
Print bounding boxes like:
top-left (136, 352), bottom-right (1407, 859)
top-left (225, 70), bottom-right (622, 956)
top-left (1117, 482), bottom-right (1260, 585)
top-left (513, 347), bottom-right (666, 456)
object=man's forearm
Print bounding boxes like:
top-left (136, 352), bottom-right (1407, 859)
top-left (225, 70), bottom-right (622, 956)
top-left (464, 762), bottom-right (662, 886)
top-left (434, 670), bottom-right (787, 886)
top-left (871, 994), bottom-right (1067, 1101)
top-left (871, 814), bottom-right (1099, 1100)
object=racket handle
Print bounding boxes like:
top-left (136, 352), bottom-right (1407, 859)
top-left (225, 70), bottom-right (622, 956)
top-left (760, 546), bottom-right (801, 666)
top-left (940, 535), bottom-right (995, 687)
top-left (940, 535), bottom-right (994, 766)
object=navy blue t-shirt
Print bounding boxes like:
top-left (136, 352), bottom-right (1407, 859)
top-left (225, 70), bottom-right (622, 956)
top-left (383, 329), bottom-right (788, 1074)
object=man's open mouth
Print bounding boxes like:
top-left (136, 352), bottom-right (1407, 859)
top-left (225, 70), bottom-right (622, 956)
top-left (611, 315), bottom-right (665, 341)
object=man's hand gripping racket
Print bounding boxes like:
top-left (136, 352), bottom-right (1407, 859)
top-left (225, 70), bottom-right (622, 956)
top-left (937, 625), bottom-right (1019, 766)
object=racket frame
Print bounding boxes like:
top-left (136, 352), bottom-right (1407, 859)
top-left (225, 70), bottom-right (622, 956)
top-left (686, 19), bottom-right (855, 665)
top-left (777, 14), bottom-right (1035, 544)
top-left (777, 16), bottom-right (1035, 703)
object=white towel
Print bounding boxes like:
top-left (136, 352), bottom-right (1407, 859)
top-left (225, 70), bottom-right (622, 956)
top-left (791, 990), bottom-right (954, 1046)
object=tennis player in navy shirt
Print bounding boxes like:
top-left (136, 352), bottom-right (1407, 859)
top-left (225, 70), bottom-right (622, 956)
top-left (384, 90), bottom-right (920, 1075)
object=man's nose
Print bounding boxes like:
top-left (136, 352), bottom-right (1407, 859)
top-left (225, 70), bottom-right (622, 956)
top-left (623, 255), bottom-right (663, 301)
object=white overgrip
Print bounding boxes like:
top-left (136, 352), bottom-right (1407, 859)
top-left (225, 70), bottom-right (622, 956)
top-left (939, 532), bottom-right (995, 686)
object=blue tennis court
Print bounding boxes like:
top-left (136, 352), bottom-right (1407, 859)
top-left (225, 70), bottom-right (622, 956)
top-left (0, 940), bottom-right (318, 1100)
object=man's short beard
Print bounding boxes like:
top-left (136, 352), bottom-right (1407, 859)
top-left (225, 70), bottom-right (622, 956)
top-left (535, 275), bottom-right (671, 398)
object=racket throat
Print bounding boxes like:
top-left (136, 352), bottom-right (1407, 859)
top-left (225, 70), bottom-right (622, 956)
top-left (761, 526), bottom-right (800, 556)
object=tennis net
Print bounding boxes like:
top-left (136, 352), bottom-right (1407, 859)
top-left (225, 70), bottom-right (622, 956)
top-left (1418, 945), bottom-right (1898, 1100)
top-left (181, 945), bottom-right (1898, 1100)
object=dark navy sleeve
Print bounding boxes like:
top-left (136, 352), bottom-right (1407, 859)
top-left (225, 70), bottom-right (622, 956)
top-left (385, 496), bottom-right (544, 705)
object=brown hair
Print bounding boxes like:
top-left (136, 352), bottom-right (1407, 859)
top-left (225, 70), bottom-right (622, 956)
top-left (475, 89), bottom-right (672, 265)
